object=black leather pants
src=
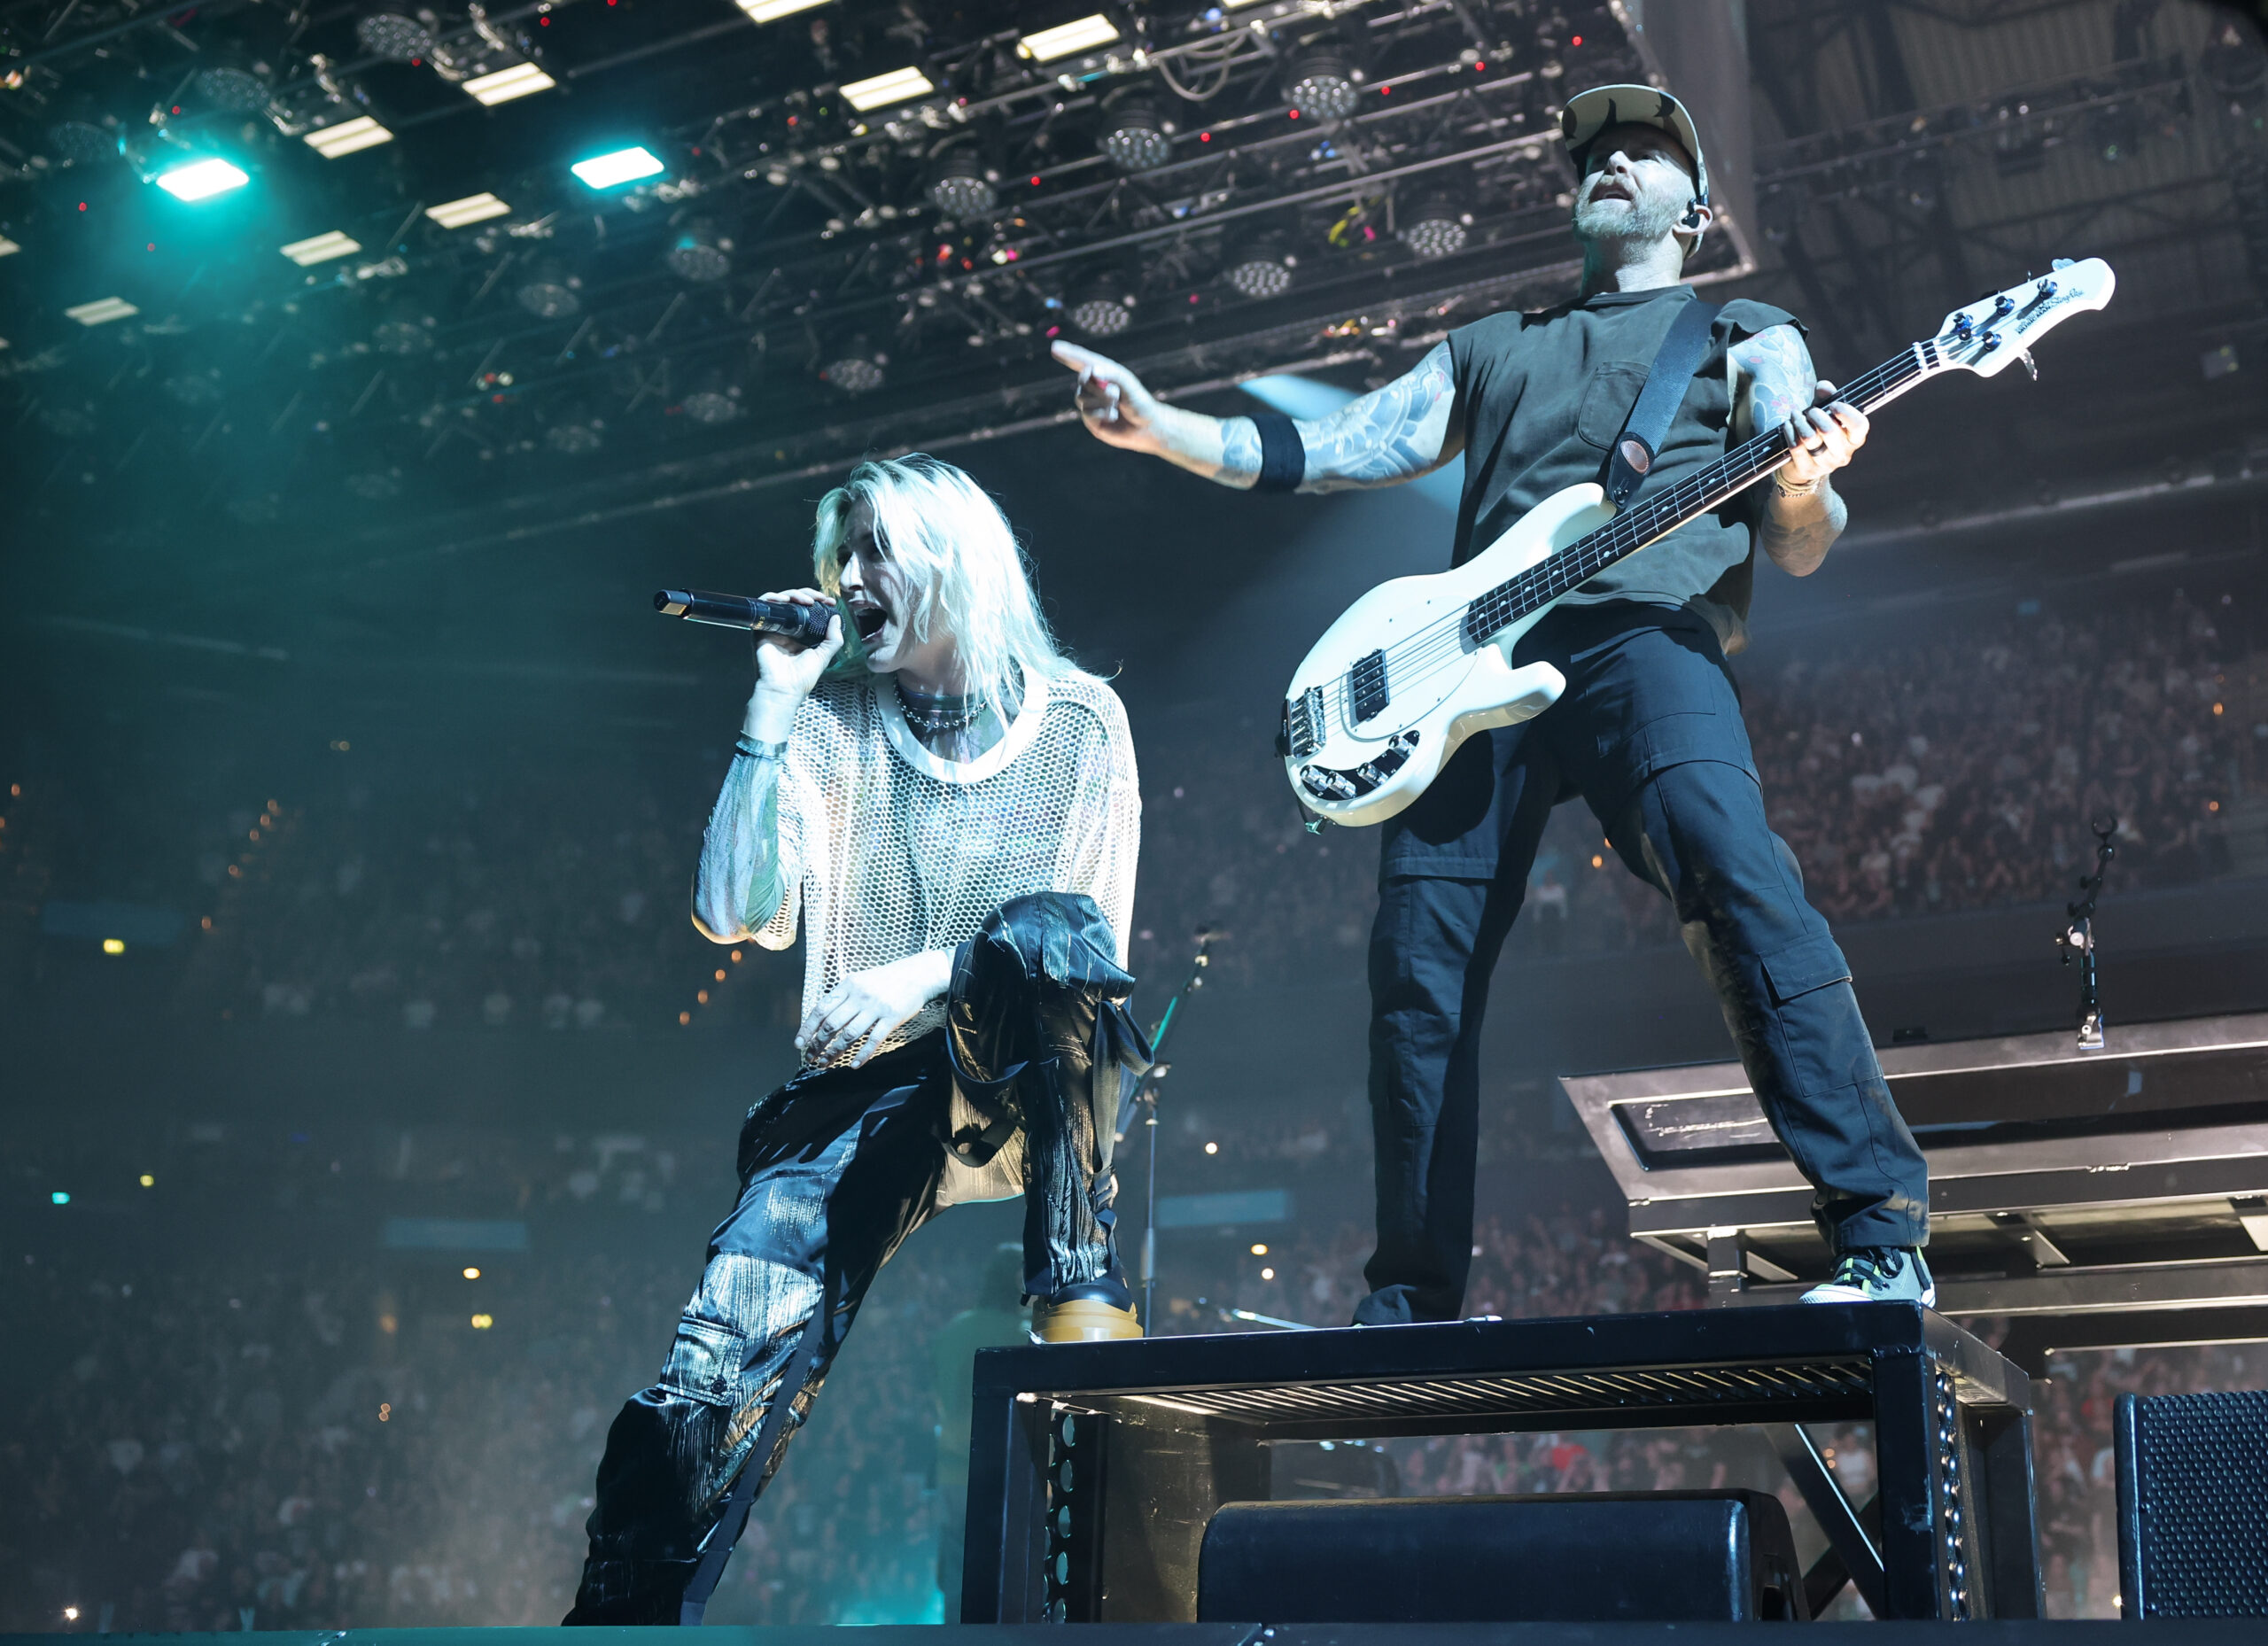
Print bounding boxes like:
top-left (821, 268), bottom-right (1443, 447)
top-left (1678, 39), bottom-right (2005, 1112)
top-left (564, 891), bottom-right (1146, 1626)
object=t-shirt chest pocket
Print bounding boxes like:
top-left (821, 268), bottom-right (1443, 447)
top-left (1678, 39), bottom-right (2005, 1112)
top-left (1574, 361), bottom-right (1651, 450)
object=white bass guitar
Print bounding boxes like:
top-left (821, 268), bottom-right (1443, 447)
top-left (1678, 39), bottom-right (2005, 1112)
top-left (1279, 260), bottom-right (2117, 827)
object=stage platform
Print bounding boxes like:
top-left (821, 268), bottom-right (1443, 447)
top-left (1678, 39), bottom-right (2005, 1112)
top-left (4, 1623), bottom-right (2265, 1642)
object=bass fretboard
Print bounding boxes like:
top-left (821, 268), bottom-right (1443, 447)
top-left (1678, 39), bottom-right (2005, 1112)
top-left (1461, 338), bottom-right (1941, 645)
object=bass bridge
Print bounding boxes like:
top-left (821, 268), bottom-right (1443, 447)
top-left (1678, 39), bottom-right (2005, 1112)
top-left (1281, 686), bottom-right (1325, 759)
top-left (1297, 729), bottom-right (1420, 804)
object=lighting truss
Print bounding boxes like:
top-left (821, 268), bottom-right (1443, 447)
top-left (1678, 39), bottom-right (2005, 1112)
top-left (426, 192), bottom-right (513, 228)
top-left (462, 62), bottom-right (555, 105)
top-left (279, 230), bottom-right (363, 266)
top-left (305, 117), bottom-right (394, 159)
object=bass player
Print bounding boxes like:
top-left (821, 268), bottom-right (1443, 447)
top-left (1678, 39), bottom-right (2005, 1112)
top-left (1052, 84), bottom-right (1933, 1320)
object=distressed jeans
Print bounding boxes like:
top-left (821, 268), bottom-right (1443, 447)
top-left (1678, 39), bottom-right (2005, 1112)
top-left (565, 891), bottom-right (1146, 1625)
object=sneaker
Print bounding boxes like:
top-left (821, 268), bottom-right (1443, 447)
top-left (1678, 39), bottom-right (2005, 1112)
top-left (1799, 1246), bottom-right (1936, 1308)
top-left (1030, 1295), bottom-right (1143, 1343)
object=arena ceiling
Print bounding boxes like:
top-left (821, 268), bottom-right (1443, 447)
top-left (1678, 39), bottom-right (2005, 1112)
top-left (0, 0), bottom-right (2262, 557)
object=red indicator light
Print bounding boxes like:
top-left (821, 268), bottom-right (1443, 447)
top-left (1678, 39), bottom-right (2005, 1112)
top-left (1030, 175), bottom-right (1042, 185)
top-left (1473, 60), bottom-right (1485, 70)
top-left (78, 202), bottom-right (87, 211)
top-left (1571, 35), bottom-right (1582, 46)
top-left (1200, 131), bottom-right (1212, 142)
top-left (1287, 109), bottom-right (1300, 119)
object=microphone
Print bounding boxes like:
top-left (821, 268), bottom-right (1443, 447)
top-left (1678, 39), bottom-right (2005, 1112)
top-left (654, 589), bottom-right (836, 648)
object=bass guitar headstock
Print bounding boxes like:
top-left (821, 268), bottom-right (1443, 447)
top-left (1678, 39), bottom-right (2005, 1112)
top-left (1928, 257), bottom-right (2115, 379)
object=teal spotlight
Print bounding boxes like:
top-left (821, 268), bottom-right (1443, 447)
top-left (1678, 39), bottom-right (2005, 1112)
top-left (571, 146), bottom-right (664, 189)
top-left (50, 1191), bottom-right (71, 1205)
top-left (155, 157), bottom-right (250, 201)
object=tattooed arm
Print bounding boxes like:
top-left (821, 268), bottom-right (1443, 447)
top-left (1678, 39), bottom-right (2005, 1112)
top-left (1051, 338), bottom-right (1463, 493)
top-left (1728, 322), bottom-right (1869, 577)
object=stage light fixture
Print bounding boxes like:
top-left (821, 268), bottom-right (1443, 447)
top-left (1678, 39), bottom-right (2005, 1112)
top-left (516, 258), bottom-right (582, 318)
top-left (544, 400), bottom-right (606, 454)
top-left (819, 337), bottom-right (888, 393)
top-left (357, 12), bottom-right (436, 59)
top-left (1398, 190), bottom-right (1470, 260)
top-left (735, 0), bottom-right (829, 19)
top-left (842, 66), bottom-right (934, 112)
top-left (679, 366), bottom-right (742, 424)
top-left (665, 220), bottom-right (733, 281)
top-left (154, 158), bottom-right (250, 201)
top-left (163, 362), bottom-right (226, 406)
top-left (194, 60), bottom-right (272, 113)
top-left (47, 116), bottom-right (119, 168)
top-left (462, 62), bottom-right (556, 105)
top-left (371, 295), bottom-right (436, 354)
top-left (0, 236), bottom-right (18, 257)
top-left (925, 148), bottom-right (998, 215)
top-left (1021, 14), bottom-right (1118, 61)
top-left (66, 296), bottom-right (138, 326)
top-left (1285, 48), bottom-right (1360, 121)
top-left (427, 192), bottom-right (512, 228)
top-left (1068, 271), bottom-right (1137, 338)
top-left (1223, 236), bottom-right (1296, 299)
top-left (571, 145), bottom-right (664, 189)
top-left (1099, 90), bottom-right (1173, 172)
top-left (280, 230), bottom-right (363, 266)
top-left (305, 116), bottom-right (394, 159)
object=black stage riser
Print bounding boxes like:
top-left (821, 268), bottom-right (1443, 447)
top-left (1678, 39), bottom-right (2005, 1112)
top-left (4, 1623), bottom-right (2267, 1643)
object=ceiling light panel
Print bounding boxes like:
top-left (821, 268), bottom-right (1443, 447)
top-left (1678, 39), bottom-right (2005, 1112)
top-left (280, 231), bottom-right (363, 265)
top-left (1021, 15), bottom-right (1118, 60)
top-left (155, 159), bottom-right (250, 201)
top-left (66, 297), bottom-right (139, 325)
top-left (736, 0), bottom-right (829, 19)
top-left (427, 192), bottom-right (512, 228)
top-left (305, 117), bottom-right (393, 159)
top-left (841, 66), bottom-right (934, 111)
top-left (571, 146), bottom-right (665, 189)
top-left (462, 63), bottom-right (556, 105)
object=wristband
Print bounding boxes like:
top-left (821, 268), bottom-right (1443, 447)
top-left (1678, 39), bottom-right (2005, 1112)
top-left (1249, 412), bottom-right (1306, 493)
top-left (1773, 469), bottom-right (1822, 499)
top-left (734, 734), bottom-right (788, 760)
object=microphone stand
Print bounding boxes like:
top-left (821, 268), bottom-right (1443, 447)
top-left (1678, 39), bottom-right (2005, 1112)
top-left (1118, 928), bottom-right (1216, 1332)
top-left (2056, 816), bottom-right (2117, 1052)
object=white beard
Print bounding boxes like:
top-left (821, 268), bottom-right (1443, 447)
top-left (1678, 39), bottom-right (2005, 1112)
top-left (1572, 188), bottom-right (1682, 250)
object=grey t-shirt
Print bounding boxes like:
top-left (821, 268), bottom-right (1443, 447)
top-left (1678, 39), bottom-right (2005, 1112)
top-left (1446, 285), bottom-right (1801, 619)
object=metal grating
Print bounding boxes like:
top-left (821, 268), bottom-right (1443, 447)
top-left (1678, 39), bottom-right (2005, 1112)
top-left (2129, 1388), bottom-right (2268, 1617)
top-left (1115, 1357), bottom-right (1877, 1423)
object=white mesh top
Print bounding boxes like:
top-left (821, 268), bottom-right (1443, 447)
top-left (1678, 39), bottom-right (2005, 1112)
top-left (751, 668), bottom-right (1140, 1066)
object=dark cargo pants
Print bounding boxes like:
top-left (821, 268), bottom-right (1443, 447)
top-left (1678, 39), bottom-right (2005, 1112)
top-left (566, 891), bottom-right (1145, 1624)
top-left (1356, 602), bottom-right (1930, 1325)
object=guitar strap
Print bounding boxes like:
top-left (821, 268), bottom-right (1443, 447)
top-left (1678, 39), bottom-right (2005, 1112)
top-left (1603, 296), bottom-right (1721, 508)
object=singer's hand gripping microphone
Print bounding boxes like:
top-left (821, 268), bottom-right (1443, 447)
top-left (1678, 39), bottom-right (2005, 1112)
top-left (655, 589), bottom-right (836, 648)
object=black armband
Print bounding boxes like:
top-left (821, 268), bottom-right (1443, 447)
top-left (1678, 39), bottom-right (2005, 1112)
top-left (1249, 412), bottom-right (1307, 494)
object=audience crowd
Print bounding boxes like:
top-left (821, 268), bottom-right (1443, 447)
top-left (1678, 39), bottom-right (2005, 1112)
top-left (9, 587), bottom-right (2251, 1021)
top-left (4, 1122), bottom-right (2250, 1630)
top-left (1132, 588), bottom-right (2262, 979)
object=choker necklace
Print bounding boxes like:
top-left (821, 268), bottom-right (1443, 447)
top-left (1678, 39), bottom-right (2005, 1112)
top-left (896, 680), bottom-right (985, 736)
